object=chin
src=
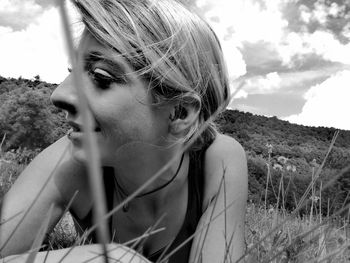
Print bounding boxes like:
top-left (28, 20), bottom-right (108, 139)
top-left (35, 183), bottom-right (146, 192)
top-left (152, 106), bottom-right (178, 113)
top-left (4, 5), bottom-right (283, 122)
top-left (69, 142), bottom-right (110, 167)
top-left (70, 146), bottom-right (88, 163)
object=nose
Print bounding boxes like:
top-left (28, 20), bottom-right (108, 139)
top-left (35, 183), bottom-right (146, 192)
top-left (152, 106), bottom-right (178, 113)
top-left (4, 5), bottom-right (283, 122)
top-left (51, 74), bottom-right (78, 116)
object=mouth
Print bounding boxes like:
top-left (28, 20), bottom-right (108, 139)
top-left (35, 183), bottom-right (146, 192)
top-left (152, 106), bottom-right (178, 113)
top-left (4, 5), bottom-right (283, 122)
top-left (67, 121), bottom-right (101, 134)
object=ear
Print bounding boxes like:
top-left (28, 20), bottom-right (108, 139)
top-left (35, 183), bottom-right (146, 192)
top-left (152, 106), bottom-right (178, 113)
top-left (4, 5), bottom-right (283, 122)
top-left (168, 103), bottom-right (200, 136)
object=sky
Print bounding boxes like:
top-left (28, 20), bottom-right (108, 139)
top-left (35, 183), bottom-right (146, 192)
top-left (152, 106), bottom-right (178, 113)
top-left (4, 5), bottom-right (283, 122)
top-left (0, 0), bottom-right (349, 131)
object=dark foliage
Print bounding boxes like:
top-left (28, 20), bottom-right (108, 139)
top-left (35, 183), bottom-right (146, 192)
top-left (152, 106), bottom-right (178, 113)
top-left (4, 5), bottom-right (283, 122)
top-left (0, 76), bottom-right (349, 217)
top-left (0, 76), bottom-right (68, 151)
top-left (216, 109), bottom-right (350, 217)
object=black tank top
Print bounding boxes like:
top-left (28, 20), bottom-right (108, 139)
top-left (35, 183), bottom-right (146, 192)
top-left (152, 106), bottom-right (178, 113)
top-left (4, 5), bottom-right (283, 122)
top-left (70, 145), bottom-right (209, 262)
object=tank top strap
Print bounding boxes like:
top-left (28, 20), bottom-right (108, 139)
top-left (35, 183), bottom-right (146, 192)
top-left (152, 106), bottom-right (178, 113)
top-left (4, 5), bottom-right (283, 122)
top-left (149, 145), bottom-right (210, 262)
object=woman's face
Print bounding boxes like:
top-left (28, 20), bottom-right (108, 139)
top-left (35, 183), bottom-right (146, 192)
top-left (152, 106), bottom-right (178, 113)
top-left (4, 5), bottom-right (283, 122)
top-left (51, 33), bottom-right (171, 164)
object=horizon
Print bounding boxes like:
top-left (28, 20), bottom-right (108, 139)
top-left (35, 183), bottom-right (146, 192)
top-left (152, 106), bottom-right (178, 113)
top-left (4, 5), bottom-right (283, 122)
top-left (1, 72), bottom-right (349, 132)
top-left (0, 0), bottom-right (349, 130)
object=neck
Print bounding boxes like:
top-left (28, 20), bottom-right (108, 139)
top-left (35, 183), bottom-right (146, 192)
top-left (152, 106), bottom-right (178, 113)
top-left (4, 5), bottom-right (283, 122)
top-left (110, 142), bottom-right (186, 198)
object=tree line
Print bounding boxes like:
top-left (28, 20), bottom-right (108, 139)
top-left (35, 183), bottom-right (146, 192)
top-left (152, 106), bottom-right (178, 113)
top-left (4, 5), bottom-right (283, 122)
top-left (1, 75), bottom-right (349, 217)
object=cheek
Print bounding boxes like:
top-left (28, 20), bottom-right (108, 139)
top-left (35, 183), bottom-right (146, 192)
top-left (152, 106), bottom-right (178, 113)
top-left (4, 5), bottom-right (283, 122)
top-left (98, 103), bottom-right (153, 141)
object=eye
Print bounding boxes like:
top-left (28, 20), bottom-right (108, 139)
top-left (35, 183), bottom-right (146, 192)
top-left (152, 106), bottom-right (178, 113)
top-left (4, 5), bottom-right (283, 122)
top-left (89, 68), bottom-right (126, 90)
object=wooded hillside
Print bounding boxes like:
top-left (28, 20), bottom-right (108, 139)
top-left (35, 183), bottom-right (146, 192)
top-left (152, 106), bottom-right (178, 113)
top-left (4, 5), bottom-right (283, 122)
top-left (1, 76), bottom-right (349, 216)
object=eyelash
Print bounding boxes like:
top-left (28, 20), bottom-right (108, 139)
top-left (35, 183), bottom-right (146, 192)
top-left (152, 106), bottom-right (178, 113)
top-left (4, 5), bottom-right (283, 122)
top-left (68, 67), bottom-right (127, 90)
top-left (89, 68), bottom-right (116, 90)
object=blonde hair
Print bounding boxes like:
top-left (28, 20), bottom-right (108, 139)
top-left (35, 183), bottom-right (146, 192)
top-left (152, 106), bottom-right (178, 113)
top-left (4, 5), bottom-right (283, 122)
top-left (73, 0), bottom-right (230, 150)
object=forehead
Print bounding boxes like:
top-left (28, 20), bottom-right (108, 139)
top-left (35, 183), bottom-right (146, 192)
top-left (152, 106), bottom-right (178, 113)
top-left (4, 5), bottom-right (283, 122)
top-left (77, 32), bottom-right (134, 73)
top-left (78, 32), bottom-right (109, 57)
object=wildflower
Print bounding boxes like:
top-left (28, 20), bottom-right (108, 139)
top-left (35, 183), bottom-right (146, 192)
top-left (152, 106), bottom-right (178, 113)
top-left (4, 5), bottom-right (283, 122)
top-left (277, 156), bottom-right (288, 164)
top-left (266, 143), bottom-right (273, 154)
top-left (273, 163), bottom-right (283, 171)
top-left (309, 195), bottom-right (320, 202)
top-left (286, 165), bottom-right (297, 172)
top-left (310, 158), bottom-right (318, 167)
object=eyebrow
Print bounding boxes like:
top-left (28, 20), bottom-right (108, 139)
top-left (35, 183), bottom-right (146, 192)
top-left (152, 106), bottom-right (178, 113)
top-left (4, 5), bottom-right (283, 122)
top-left (83, 51), bottom-right (128, 74)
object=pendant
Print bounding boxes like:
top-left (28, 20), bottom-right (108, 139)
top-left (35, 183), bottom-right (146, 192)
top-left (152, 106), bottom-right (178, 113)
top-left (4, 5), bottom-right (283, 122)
top-left (123, 202), bottom-right (129, 212)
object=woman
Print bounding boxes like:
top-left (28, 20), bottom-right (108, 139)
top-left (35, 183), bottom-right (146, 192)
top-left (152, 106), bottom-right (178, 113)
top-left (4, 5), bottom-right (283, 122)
top-left (0, 0), bottom-right (248, 262)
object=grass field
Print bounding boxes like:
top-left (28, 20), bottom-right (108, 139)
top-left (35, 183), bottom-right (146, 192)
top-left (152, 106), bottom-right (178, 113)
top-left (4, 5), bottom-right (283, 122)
top-left (1, 141), bottom-right (350, 262)
top-left (40, 201), bottom-right (350, 262)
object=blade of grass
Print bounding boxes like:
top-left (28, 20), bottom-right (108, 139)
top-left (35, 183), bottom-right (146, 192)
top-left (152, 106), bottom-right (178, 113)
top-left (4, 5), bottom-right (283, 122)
top-left (192, 169), bottom-right (226, 262)
top-left (122, 228), bottom-right (166, 247)
top-left (56, 25), bottom-right (244, 262)
top-left (25, 204), bottom-right (54, 263)
top-left (1, 246), bottom-right (46, 263)
top-left (119, 214), bottom-right (167, 263)
top-left (261, 201), bottom-right (350, 263)
top-left (154, 239), bottom-right (173, 263)
top-left (223, 165), bottom-right (227, 247)
top-left (224, 228), bottom-right (236, 263)
top-left (264, 150), bottom-right (271, 214)
top-left (55, 190), bottom-right (79, 228)
top-left (237, 132), bottom-right (347, 262)
top-left (0, 145), bottom-right (69, 252)
top-left (57, 2), bottom-right (110, 258)
top-left (42, 249), bottom-right (50, 263)
top-left (314, 240), bottom-right (350, 263)
top-left (263, 188), bottom-right (350, 262)
top-left (0, 211), bottom-right (23, 226)
top-left (159, 198), bottom-right (237, 263)
top-left (295, 131), bottom-right (339, 213)
top-left (129, 214), bottom-right (167, 254)
top-left (99, 213), bottom-right (166, 262)
top-left (81, 228), bottom-right (167, 263)
top-left (63, 97), bottom-right (232, 258)
top-left (69, 220), bottom-right (166, 263)
top-left (0, 133), bottom-right (6, 152)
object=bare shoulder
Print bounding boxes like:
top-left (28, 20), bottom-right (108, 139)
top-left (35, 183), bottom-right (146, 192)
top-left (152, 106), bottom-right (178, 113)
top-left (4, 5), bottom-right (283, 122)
top-left (203, 133), bottom-right (248, 209)
top-left (206, 133), bottom-right (246, 160)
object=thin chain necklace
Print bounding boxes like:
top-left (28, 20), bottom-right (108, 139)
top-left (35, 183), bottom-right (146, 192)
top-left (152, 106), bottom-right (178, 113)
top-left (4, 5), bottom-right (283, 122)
top-left (113, 153), bottom-right (185, 212)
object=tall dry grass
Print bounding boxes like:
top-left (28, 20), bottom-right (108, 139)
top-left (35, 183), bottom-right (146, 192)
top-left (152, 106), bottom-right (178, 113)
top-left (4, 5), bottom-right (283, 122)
top-left (1, 0), bottom-right (350, 262)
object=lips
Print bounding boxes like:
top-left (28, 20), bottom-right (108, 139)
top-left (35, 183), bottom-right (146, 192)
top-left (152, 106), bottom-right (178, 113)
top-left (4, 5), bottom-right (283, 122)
top-left (67, 121), bottom-right (101, 135)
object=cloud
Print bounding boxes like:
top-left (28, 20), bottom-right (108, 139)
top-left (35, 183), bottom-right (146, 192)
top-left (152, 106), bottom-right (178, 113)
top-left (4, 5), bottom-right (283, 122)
top-left (274, 64), bottom-right (349, 90)
top-left (196, 0), bottom-right (350, 80)
top-left (221, 38), bottom-right (247, 81)
top-left (240, 41), bottom-right (284, 75)
top-left (231, 72), bottom-right (282, 100)
top-left (285, 70), bottom-right (350, 130)
top-left (231, 64), bottom-right (349, 106)
top-left (242, 72), bottom-right (282, 95)
top-left (196, 0), bottom-right (290, 93)
top-left (201, 0), bottom-right (288, 43)
top-left (232, 92), bottom-right (306, 118)
top-left (233, 89), bottom-right (249, 99)
top-left (0, 7), bottom-right (68, 83)
top-left (0, 0), bottom-right (44, 30)
top-left (197, 0), bottom-right (249, 80)
top-left (305, 30), bottom-right (350, 64)
top-left (279, 30), bottom-right (350, 67)
top-left (269, 1), bottom-right (350, 68)
top-left (0, 2), bottom-right (82, 84)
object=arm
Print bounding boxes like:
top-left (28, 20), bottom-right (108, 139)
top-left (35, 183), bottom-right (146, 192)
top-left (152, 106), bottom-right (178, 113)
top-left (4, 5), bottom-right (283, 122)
top-left (189, 134), bottom-right (248, 263)
top-left (0, 136), bottom-right (87, 257)
top-left (1, 244), bottom-right (150, 263)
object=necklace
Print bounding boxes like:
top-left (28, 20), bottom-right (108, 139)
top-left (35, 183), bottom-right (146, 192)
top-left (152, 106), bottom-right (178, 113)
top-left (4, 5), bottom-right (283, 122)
top-left (113, 153), bottom-right (185, 212)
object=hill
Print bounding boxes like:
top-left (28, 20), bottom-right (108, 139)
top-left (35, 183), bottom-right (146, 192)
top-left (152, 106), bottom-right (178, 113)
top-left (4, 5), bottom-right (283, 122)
top-left (216, 110), bottom-right (350, 216)
top-left (0, 75), bottom-right (349, 216)
top-left (216, 109), bottom-right (350, 168)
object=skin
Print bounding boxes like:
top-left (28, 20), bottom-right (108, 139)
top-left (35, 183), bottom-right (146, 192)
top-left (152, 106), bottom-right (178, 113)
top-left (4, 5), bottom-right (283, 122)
top-left (0, 33), bottom-right (248, 262)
